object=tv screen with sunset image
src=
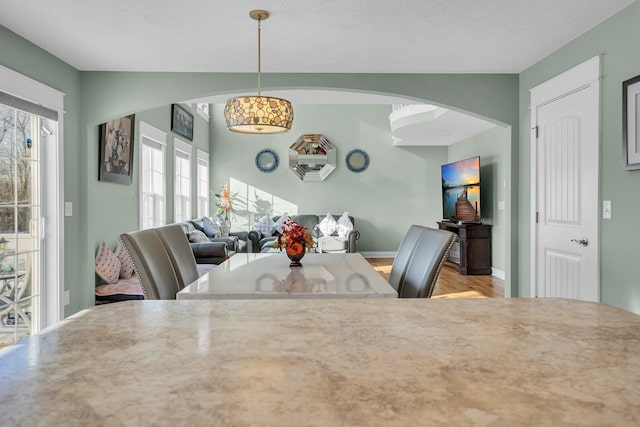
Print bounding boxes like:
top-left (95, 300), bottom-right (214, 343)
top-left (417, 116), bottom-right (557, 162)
top-left (441, 156), bottom-right (481, 221)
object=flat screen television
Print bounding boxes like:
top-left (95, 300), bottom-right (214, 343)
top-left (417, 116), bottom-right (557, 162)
top-left (441, 156), bottom-right (481, 222)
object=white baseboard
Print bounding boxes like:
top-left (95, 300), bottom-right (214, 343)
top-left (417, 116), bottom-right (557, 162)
top-left (492, 268), bottom-right (505, 280)
top-left (360, 251), bottom-right (397, 258)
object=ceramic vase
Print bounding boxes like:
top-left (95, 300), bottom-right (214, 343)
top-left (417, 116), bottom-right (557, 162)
top-left (285, 241), bottom-right (305, 267)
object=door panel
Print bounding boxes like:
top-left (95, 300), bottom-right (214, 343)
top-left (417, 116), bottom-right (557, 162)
top-left (535, 84), bottom-right (599, 302)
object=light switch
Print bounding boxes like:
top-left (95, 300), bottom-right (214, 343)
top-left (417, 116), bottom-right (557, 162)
top-left (64, 202), bottom-right (72, 217)
top-left (498, 201), bottom-right (505, 210)
top-left (603, 200), bottom-right (612, 219)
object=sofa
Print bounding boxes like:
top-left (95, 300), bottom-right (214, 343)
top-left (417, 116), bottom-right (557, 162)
top-left (248, 214), bottom-right (360, 253)
top-left (177, 218), bottom-right (259, 260)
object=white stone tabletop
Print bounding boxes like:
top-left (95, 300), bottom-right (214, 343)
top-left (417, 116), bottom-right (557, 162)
top-left (177, 253), bottom-right (397, 299)
top-left (1, 298), bottom-right (639, 426)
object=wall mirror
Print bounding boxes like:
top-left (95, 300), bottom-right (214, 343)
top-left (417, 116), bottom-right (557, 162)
top-left (288, 134), bottom-right (336, 181)
top-left (255, 149), bottom-right (279, 173)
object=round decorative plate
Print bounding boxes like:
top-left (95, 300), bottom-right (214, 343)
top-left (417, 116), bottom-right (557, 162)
top-left (345, 149), bottom-right (370, 173)
top-left (255, 149), bottom-right (279, 173)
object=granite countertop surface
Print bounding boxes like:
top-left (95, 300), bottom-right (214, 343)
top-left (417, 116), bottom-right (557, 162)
top-left (1, 298), bottom-right (639, 426)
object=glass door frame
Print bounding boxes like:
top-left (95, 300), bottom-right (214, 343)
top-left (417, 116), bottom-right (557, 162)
top-left (0, 65), bottom-right (64, 334)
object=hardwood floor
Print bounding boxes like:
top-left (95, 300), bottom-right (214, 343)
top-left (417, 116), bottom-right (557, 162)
top-left (366, 258), bottom-right (504, 298)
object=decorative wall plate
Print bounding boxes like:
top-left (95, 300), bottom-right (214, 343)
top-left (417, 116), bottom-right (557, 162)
top-left (255, 149), bottom-right (279, 173)
top-left (345, 149), bottom-right (369, 173)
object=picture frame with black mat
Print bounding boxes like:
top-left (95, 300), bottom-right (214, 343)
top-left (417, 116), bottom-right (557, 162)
top-left (98, 114), bottom-right (135, 185)
top-left (171, 103), bottom-right (194, 141)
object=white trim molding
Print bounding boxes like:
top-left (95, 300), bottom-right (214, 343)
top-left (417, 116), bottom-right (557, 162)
top-left (491, 268), bottom-right (505, 281)
top-left (529, 55), bottom-right (601, 299)
top-left (1, 64), bottom-right (65, 329)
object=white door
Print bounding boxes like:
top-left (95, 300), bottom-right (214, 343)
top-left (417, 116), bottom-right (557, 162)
top-left (531, 57), bottom-right (600, 302)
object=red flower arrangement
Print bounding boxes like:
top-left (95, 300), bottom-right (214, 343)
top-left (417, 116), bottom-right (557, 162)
top-left (273, 219), bottom-right (315, 255)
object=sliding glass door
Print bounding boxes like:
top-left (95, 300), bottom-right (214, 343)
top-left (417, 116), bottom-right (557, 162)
top-left (0, 104), bottom-right (43, 345)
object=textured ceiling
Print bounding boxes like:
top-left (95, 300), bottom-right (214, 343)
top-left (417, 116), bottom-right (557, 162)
top-left (0, 0), bottom-right (635, 73)
top-left (2, 0), bottom-right (634, 145)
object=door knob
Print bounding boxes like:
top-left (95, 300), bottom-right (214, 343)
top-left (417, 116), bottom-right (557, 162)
top-left (571, 237), bottom-right (589, 247)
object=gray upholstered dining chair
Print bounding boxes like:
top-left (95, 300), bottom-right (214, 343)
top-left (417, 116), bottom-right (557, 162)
top-left (154, 224), bottom-right (200, 290)
top-left (388, 225), bottom-right (426, 293)
top-left (119, 229), bottom-right (181, 300)
top-left (390, 225), bottom-right (457, 298)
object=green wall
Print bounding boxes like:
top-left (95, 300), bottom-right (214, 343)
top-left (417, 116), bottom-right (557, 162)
top-left (77, 73), bottom-right (519, 305)
top-left (448, 126), bottom-right (510, 272)
top-left (0, 26), bottom-right (83, 316)
top-left (211, 104), bottom-right (447, 252)
top-left (1, 23), bottom-right (519, 314)
top-left (96, 103), bottom-right (212, 246)
top-left (519, 1), bottom-right (640, 312)
top-left (4, 1), bottom-right (640, 314)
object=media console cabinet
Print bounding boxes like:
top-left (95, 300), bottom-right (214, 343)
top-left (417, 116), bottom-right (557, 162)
top-left (437, 222), bottom-right (492, 275)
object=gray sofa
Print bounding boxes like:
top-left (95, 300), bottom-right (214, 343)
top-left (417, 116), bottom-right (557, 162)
top-left (247, 214), bottom-right (360, 253)
top-left (175, 219), bottom-right (234, 264)
top-left (177, 219), bottom-right (260, 260)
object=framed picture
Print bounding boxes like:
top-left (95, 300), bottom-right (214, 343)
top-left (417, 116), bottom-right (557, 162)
top-left (171, 103), bottom-right (194, 141)
top-left (623, 74), bottom-right (640, 170)
top-left (98, 114), bottom-right (135, 184)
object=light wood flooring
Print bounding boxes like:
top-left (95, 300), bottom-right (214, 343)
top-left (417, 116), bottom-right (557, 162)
top-left (366, 258), bottom-right (504, 298)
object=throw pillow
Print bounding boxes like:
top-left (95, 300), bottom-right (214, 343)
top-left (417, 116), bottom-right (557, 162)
top-left (191, 219), bottom-right (205, 233)
top-left (336, 212), bottom-right (354, 238)
top-left (318, 213), bottom-right (338, 237)
top-left (114, 242), bottom-right (135, 279)
top-left (189, 230), bottom-right (211, 243)
top-left (202, 216), bottom-right (220, 238)
top-left (253, 214), bottom-right (275, 236)
top-left (272, 213), bottom-right (290, 235)
top-left (95, 241), bottom-right (121, 284)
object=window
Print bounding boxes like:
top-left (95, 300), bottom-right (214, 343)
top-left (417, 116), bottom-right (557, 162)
top-left (174, 139), bottom-right (192, 223)
top-left (139, 122), bottom-right (166, 229)
top-left (196, 149), bottom-right (209, 218)
top-left (196, 103), bottom-right (210, 121)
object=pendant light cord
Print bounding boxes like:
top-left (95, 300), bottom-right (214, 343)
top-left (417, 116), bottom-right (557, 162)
top-left (257, 17), bottom-right (262, 97)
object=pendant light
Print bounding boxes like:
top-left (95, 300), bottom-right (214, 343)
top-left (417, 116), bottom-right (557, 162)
top-left (224, 10), bottom-right (294, 134)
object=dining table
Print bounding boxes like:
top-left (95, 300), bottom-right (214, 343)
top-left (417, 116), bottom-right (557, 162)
top-left (0, 298), bottom-right (639, 426)
top-left (177, 252), bottom-right (398, 299)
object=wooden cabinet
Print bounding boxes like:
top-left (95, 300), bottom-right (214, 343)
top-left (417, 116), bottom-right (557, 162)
top-left (437, 222), bottom-right (492, 275)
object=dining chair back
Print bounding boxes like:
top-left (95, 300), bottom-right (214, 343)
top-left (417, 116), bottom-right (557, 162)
top-left (388, 225), bottom-right (425, 293)
top-left (154, 224), bottom-right (199, 290)
top-left (119, 229), bottom-right (181, 300)
top-left (394, 226), bottom-right (457, 298)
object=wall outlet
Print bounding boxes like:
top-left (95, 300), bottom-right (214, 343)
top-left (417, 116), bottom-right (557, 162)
top-left (64, 202), bottom-right (72, 217)
top-left (498, 201), bottom-right (505, 210)
top-left (603, 200), bottom-right (612, 219)
top-left (64, 290), bottom-right (70, 306)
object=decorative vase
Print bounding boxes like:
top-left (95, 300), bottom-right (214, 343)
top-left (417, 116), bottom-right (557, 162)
top-left (285, 240), bottom-right (305, 267)
top-left (217, 216), bottom-right (231, 237)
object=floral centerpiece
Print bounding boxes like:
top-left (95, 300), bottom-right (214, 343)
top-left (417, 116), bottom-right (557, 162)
top-left (214, 183), bottom-right (233, 236)
top-left (273, 219), bottom-right (315, 267)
